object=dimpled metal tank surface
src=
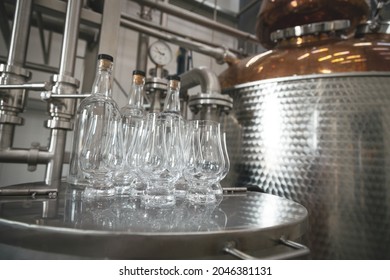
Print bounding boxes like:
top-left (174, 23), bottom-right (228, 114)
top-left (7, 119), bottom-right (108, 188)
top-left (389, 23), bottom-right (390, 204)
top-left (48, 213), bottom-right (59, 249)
top-left (224, 72), bottom-right (390, 259)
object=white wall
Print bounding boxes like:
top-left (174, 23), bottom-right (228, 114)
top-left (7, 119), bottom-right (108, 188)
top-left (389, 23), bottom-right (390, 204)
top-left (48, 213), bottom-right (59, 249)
top-left (0, 0), bottom-right (240, 187)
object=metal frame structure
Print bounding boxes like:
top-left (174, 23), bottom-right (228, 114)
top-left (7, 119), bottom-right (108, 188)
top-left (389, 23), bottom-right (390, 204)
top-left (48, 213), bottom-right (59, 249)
top-left (0, 0), bottom-right (255, 194)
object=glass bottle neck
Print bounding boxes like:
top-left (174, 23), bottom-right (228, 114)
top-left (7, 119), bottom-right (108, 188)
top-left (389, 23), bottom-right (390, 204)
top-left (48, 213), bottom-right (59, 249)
top-left (163, 80), bottom-right (181, 114)
top-left (91, 60), bottom-right (113, 98)
top-left (127, 75), bottom-right (145, 109)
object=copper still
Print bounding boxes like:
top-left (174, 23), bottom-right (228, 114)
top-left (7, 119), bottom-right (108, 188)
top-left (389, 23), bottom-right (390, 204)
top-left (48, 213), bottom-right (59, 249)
top-left (220, 0), bottom-right (390, 259)
top-left (256, 0), bottom-right (370, 49)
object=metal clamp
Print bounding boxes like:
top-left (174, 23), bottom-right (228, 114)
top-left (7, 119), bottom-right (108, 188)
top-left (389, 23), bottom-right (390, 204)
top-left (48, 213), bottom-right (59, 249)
top-left (27, 142), bottom-right (40, 172)
top-left (0, 64), bottom-right (31, 79)
top-left (0, 113), bottom-right (24, 125)
top-left (223, 237), bottom-right (310, 260)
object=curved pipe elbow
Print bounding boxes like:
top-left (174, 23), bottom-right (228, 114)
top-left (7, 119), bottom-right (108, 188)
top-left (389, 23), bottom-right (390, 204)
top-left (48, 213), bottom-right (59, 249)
top-left (179, 66), bottom-right (221, 96)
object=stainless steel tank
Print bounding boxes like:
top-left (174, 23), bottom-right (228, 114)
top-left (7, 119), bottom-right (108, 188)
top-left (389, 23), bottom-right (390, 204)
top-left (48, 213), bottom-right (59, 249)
top-left (223, 72), bottom-right (390, 259)
top-left (219, 0), bottom-right (390, 258)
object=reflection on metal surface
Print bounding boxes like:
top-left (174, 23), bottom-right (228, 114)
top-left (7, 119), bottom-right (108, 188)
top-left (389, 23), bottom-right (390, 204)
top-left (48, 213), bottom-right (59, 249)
top-left (63, 188), bottom-right (227, 232)
top-left (0, 182), bottom-right (308, 259)
top-left (224, 73), bottom-right (390, 259)
top-left (219, 26), bottom-right (390, 89)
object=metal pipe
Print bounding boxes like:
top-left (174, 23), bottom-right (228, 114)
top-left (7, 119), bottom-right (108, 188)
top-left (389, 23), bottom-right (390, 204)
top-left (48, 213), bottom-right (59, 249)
top-left (7, 0), bottom-right (32, 67)
top-left (0, 125), bottom-right (14, 150)
top-left (131, 0), bottom-right (259, 44)
top-left (0, 149), bottom-right (52, 164)
top-left (179, 66), bottom-right (221, 95)
top-left (136, 6), bottom-right (150, 72)
top-left (44, 0), bottom-right (83, 189)
top-left (44, 128), bottom-right (66, 187)
top-left (0, 55), bottom-right (58, 74)
top-left (59, 0), bottom-right (82, 77)
top-left (41, 92), bottom-right (90, 100)
top-left (180, 67), bottom-right (233, 123)
top-left (0, 0), bottom-right (33, 151)
top-left (0, 82), bottom-right (51, 90)
top-left (0, 0), bottom-right (11, 50)
top-left (121, 13), bottom-right (244, 57)
top-left (120, 18), bottom-right (237, 64)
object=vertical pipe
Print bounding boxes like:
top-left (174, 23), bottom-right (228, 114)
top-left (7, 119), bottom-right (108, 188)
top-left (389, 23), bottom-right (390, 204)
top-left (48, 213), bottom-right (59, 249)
top-left (45, 0), bottom-right (82, 187)
top-left (136, 5), bottom-right (150, 72)
top-left (58, 0), bottom-right (82, 77)
top-left (136, 34), bottom-right (149, 72)
top-left (0, 0), bottom-right (32, 151)
top-left (0, 0), bottom-right (11, 50)
top-left (45, 129), bottom-right (67, 186)
top-left (7, 0), bottom-right (33, 67)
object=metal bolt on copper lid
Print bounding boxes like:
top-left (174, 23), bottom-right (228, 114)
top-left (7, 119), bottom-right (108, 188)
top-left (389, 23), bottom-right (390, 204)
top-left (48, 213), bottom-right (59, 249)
top-left (270, 20), bottom-right (351, 42)
top-left (355, 21), bottom-right (390, 35)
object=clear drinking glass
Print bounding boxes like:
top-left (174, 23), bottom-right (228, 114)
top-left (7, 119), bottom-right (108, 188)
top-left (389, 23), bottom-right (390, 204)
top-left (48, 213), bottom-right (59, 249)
top-left (183, 120), bottom-right (225, 204)
top-left (114, 114), bottom-right (144, 196)
top-left (125, 116), bottom-right (147, 197)
top-left (173, 118), bottom-right (190, 199)
top-left (114, 70), bottom-right (146, 196)
top-left (211, 131), bottom-right (230, 199)
top-left (138, 113), bottom-right (183, 208)
top-left (79, 102), bottom-right (124, 197)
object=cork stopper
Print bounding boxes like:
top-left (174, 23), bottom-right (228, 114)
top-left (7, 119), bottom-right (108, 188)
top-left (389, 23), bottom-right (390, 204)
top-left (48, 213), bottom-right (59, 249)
top-left (97, 53), bottom-right (113, 70)
top-left (132, 70), bottom-right (146, 86)
top-left (168, 74), bottom-right (180, 89)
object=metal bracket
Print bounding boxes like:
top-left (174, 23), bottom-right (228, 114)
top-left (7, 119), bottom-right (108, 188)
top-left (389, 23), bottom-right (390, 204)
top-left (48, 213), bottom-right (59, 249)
top-left (223, 237), bottom-right (310, 260)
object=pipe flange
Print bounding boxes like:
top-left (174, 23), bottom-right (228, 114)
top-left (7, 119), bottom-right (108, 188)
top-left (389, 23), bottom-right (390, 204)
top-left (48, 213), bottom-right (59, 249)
top-left (188, 93), bottom-right (233, 112)
top-left (51, 74), bottom-right (80, 88)
top-left (45, 119), bottom-right (73, 130)
top-left (0, 112), bottom-right (24, 125)
top-left (145, 77), bottom-right (167, 94)
top-left (0, 64), bottom-right (31, 79)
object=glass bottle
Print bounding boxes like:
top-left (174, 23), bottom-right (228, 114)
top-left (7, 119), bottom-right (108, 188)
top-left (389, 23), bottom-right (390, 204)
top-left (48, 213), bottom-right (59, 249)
top-left (162, 75), bottom-right (182, 115)
top-left (114, 70), bottom-right (146, 196)
top-left (68, 53), bottom-right (123, 197)
top-left (162, 75), bottom-right (188, 199)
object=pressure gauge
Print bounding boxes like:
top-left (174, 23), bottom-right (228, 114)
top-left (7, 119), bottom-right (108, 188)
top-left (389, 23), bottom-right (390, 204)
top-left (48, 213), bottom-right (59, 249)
top-left (148, 40), bottom-right (173, 66)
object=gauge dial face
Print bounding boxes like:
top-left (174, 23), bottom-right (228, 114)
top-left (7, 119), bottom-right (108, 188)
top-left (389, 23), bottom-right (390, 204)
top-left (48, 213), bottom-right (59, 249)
top-left (148, 40), bottom-right (173, 66)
